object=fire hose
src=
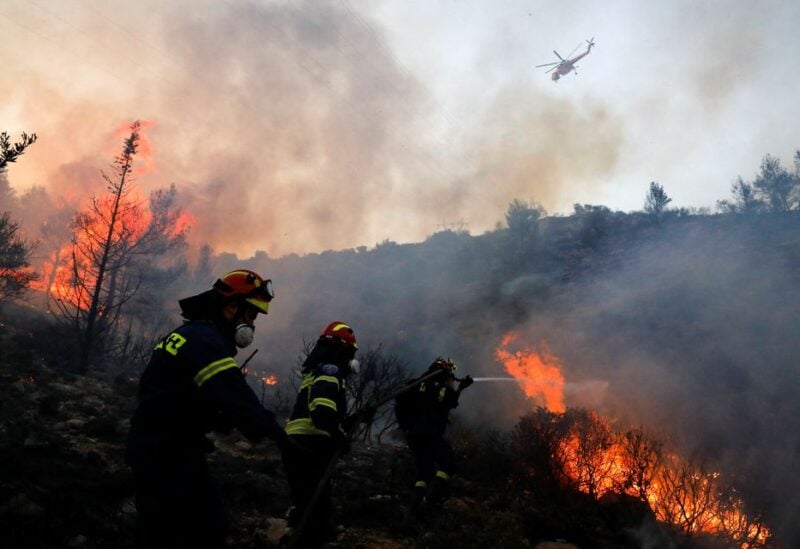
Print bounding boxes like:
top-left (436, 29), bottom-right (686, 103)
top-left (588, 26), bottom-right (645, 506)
top-left (287, 367), bottom-right (459, 547)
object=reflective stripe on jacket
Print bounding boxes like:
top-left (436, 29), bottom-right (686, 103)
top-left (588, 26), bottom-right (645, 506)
top-left (286, 365), bottom-right (347, 437)
top-left (127, 320), bottom-right (284, 462)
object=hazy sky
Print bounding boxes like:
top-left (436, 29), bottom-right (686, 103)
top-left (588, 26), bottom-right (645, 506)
top-left (2, 0), bottom-right (798, 256)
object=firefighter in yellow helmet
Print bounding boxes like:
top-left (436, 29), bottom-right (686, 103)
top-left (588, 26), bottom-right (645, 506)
top-left (282, 321), bottom-right (360, 548)
top-left (126, 269), bottom-right (289, 549)
top-left (395, 357), bottom-right (473, 512)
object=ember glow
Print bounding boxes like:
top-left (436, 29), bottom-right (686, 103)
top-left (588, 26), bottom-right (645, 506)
top-left (494, 332), bottom-right (565, 412)
top-left (262, 374), bottom-right (278, 386)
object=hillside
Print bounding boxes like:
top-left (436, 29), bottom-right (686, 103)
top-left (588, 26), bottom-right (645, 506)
top-left (4, 210), bottom-right (799, 546)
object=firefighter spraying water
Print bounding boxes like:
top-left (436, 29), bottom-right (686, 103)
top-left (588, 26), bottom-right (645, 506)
top-left (394, 358), bottom-right (474, 514)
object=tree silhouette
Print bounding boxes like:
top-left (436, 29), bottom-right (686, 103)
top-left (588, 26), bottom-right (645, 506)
top-left (558, 409), bottom-right (617, 498)
top-left (0, 130), bottom-right (39, 302)
top-left (717, 177), bottom-right (763, 214)
top-left (0, 131), bottom-right (37, 170)
top-left (752, 153), bottom-right (798, 212)
top-left (618, 428), bottom-right (662, 502)
top-left (652, 455), bottom-right (718, 536)
top-left (644, 181), bottom-right (672, 215)
top-left (0, 213), bottom-right (38, 302)
top-left (504, 199), bottom-right (545, 266)
top-left (718, 151), bottom-right (800, 213)
top-left (505, 199), bottom-right (545, 238)
top-left (510, 407), bottom-right (573, 493)
top-left (50, 122), bottom-right (188, 374)
top-left (345, 345), bottom-right (409, 442)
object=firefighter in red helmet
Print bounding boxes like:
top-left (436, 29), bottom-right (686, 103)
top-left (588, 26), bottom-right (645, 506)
top-left (126, 269), bottom-right (288, 549)
top-left (282, 321), bottom-right (360, 548)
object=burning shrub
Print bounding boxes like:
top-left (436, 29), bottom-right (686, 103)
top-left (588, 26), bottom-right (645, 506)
top-left (509, 407), bottom-right (772, 547)
top-left (510, 407), bottom-right (573, 495)
top-left (557, 408), bottom-right (618, 498)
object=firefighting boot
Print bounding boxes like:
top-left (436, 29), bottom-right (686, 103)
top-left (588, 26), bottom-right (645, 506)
top-left (411, 480), bottom-right (427, 512)
top-left (427, 472), bottom-right (450, 505)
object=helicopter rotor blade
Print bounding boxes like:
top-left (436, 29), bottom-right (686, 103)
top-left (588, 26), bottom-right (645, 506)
top-left (545, 66), bottom-right (559, 73)
top-left (535, 62), bottom-right (559, 68)
top-left (553, 50), bottom-right (564, 61)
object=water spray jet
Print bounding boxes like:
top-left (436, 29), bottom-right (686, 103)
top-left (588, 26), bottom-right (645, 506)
top-left (466, 376), bottom-right (560, 385)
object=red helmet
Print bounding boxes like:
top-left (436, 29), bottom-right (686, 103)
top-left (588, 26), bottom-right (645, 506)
top-left (320, 321), bottom-right (357, 349)
top-left (213, 269), bottom-right (274, 314)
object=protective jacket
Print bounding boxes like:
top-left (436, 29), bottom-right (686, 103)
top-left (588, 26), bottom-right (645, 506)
top-left (285, 363), bottom-right (347, 439)
top-left (403, 373), bottom-right (460, 437)
top-left (127, 320), bottom-right (285, 462)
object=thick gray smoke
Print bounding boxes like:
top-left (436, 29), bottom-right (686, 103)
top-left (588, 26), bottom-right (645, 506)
top-left (13, 0), bottom-right (791, 256)
top-left (191, 212), bottom-right (800, 544)
top-left (502, 215), bottom-right (800, 544)
top-left (5, 0), bottom-right (617, 257)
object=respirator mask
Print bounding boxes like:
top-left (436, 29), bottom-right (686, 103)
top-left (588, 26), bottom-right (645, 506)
top-left (234, 324), bottom-right (255, 348)
top-left (348, 359), bottom-right (360, 375)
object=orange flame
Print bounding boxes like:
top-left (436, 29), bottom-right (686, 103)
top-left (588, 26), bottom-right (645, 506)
top-left (557, 421), bottom-right (771, 546)
top-left (31, 121), bottom-right (193, 309)
top-left (495, 332), bottom-right (565, 412)
top-left (262, 374), bottom-right (278, 385)
top-left (172, 211), bottom-right (196, 239)
top-left (38, 208), bottom-right (191, 308)
top-left (499, 336), bottom-right (770, 546)
top-left (39, 195), bottom-right (155, 309)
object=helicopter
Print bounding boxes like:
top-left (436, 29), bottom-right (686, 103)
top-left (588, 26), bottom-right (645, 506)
top-left (536, 37), bottom-right (595, 81)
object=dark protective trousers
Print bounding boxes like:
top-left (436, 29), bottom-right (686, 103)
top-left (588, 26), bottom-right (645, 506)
top-left (407, 434), bottom-right (455, 501)
top-left (281, 435), bottom-right (338, 548)
top-left (131, 451), bottom-right (225, 549)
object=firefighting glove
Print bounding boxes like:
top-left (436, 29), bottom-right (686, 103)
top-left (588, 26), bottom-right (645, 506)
top-left (458, 375), bottom-right (474, 391)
